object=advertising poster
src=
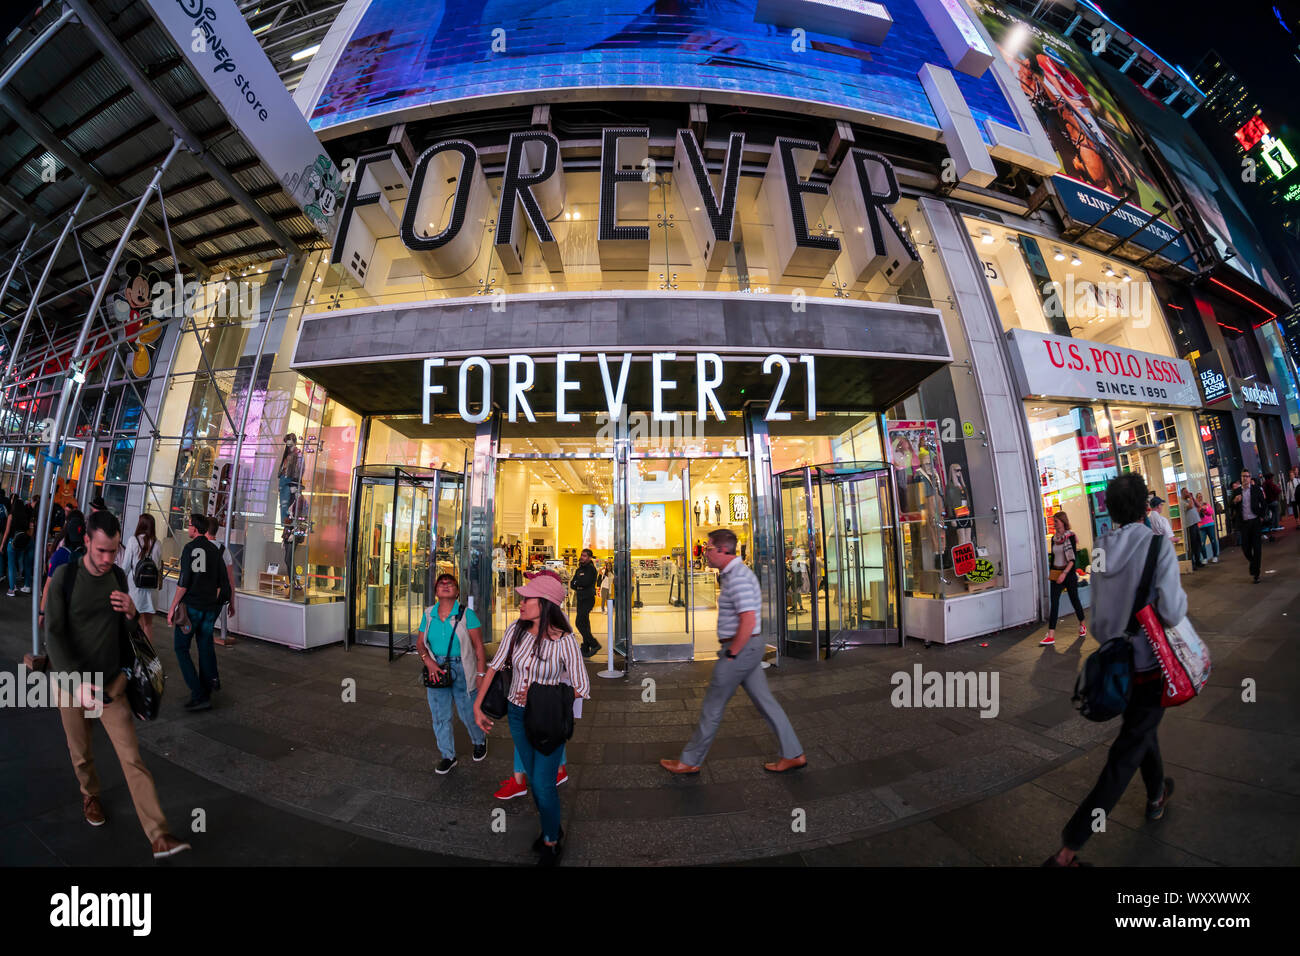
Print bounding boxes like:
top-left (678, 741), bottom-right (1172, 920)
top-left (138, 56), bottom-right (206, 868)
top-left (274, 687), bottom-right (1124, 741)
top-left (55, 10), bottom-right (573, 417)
top-left (307, 0), bottom-right (1024, 143)
top-left (974, 2), bottom-right (1187, 260)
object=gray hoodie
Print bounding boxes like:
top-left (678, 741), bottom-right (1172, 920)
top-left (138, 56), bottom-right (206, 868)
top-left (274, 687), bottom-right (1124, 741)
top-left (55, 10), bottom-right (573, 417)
top-left (1089, 522), bottom-right (1187, 672)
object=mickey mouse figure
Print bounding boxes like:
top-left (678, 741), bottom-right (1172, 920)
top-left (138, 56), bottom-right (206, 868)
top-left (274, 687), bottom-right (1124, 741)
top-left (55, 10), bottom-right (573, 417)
top-left (109, 259), bottom-right (163, 378)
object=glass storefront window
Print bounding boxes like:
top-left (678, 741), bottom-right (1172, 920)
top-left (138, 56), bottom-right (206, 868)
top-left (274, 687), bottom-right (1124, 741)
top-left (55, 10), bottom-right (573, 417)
top-left (967, 218), bottom-right (1176, 357)
top-left (366, 414), bottom-right (475, 470)
top-left (768, 412), bottom-right (881, 474)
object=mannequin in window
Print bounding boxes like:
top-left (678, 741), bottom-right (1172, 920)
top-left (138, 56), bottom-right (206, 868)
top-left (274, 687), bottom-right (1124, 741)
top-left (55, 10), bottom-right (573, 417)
top-left (714, 500), bottom-right (721, 525)
top-left (541, 503), bottom-right (548, 527)
top-left (915, 447), bottom-right (945, 566)
top-left (694, 500), bottom-right (702, 526)
top-left (531, 500), bottom-right (539, 524)
top-left (946, 463), bottom-right (974, 548)
top-left (703, 496), bottom-right (711, 525)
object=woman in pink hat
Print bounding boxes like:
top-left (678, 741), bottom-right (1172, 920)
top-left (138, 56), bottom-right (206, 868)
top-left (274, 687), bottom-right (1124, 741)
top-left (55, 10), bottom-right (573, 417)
top-left (474, 569), bottom-right (590, 865)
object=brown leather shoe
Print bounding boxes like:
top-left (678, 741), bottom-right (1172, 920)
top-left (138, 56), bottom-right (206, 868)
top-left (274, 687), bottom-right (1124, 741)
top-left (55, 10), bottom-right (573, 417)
top-left (151, 834), bottom-right (192, 860)
top-left (763, 755), bottom-right (808, 773)
top-left (83, 795), bottom-right (106, 827)
top-left (659, 758), bottom-right (701, 775)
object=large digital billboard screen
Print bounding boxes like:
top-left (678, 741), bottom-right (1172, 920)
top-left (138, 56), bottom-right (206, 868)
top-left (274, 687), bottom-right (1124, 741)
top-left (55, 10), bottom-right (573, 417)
top-left (307, 0), bottom-right (1024, 142)
top-left (1096, 57), bottom-right (1290, 301)
top-left (974, 2), bottom-right (1187, 260)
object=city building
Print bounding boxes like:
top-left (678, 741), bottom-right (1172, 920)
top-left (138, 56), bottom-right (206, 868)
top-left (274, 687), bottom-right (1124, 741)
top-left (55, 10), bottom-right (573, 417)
top-left (1, 0), bottom-right (1294, 665)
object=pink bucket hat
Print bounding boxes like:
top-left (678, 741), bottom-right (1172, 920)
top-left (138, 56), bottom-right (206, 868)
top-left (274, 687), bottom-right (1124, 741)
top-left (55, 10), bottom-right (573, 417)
top-left (516, 569), bottom-right (573, 632)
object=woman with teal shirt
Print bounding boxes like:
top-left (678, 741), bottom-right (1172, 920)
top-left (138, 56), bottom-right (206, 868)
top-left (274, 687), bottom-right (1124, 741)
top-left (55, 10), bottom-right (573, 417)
top-left (417, 573), bottom-right (488, 774)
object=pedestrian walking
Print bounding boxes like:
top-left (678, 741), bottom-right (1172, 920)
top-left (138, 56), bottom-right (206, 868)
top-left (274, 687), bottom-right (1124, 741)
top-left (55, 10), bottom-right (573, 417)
top-left (660, 528), bottom-right (805, 775)
top-left (38, 509), bottom-right (86, 631)
top-left (1287, 467), bottom-right (1300, 524)
top-left (1045, 474), bottom-right (1183, 866)
top-left (1195, 493), bottom-right (1219, 563)
top-left (570, 548), bottom-right (601, 657)
top-left (1232, 472), bottom-right (1267, 583)
top-left (44, 509), bottom-right (191, 860)
top-left (166, 513), bottom-right (231, 710)
top-left (204, 516), bottom-right (238, 644)
top-left (1041, 511), bottom-right (1086, 646)
top-left (2, 492), bottom-right (34, 595)
top-left (118, 513), bottom-right (163, 645)
top-left (418, 573), bottom-right (489, 774)
top-left (473, 569), bottom-right (589, 865)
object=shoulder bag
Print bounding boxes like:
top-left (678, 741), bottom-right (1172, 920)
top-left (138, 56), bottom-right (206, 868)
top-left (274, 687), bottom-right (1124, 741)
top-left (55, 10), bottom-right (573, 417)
top-left (420, 605), bottom-right (467, 689)
top-left (479, 624), bottom-right (517, 720)
top-left (1072, 535), bottom-right (1161, 722)
top-left (1134, 552), bottom-right (1212, 707)
top-left (1049, 533), bottom-right (1075, 584)
top-left (524, 634), bottom-right (575, 756)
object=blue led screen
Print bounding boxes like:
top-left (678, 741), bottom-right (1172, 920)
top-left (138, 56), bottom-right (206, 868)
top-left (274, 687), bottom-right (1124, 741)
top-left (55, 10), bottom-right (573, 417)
top-left (309, 0), bottom-right (1022, 143)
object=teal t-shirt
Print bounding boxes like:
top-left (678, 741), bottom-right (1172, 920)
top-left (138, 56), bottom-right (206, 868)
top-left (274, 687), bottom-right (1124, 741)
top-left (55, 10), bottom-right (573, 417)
top-left (421, 601), bottom-right (480, 659)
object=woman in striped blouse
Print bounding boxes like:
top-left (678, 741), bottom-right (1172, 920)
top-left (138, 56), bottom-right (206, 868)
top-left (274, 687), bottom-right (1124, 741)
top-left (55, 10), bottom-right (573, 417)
top-left (474, 569), bottom-right (590, 865)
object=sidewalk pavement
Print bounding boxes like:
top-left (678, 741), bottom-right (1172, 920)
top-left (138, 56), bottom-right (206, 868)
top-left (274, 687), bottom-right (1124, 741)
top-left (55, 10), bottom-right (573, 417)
top-left (2, 527), bottom-right (1296, 866)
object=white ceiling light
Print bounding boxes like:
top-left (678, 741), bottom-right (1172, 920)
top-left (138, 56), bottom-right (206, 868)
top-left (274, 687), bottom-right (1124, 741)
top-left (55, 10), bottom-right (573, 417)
top-left (1053, 248), bottom-right (1065, 261)
top-left (979, 228), bottom-right (994, 245)
top-left (1070, 253), bottom-right (1082, 266)
top-left (291, 44), bottom-right (321, 62)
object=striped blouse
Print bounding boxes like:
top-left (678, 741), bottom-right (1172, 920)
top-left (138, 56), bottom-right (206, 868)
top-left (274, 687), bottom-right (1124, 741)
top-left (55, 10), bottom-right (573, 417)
top-left (488, 622), bottom-right (591, 708)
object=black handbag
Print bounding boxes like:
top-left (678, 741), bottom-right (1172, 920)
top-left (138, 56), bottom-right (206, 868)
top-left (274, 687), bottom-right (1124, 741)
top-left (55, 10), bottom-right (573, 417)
top-left (122, 619), bottom-right (165, 721)
top-left (420, 605), bottom-right (467, 689)
top-left (524, 637), bottom-right (575, 756)
top-left (479, 624), bottom-right (516, 720)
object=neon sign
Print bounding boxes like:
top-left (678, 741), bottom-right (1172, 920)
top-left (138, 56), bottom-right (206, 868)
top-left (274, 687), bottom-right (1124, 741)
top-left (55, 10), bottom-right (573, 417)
top-left (1259, 134), bottom-right (1298, 180)
top-left (1235, 116), bottom-right (1269, 151)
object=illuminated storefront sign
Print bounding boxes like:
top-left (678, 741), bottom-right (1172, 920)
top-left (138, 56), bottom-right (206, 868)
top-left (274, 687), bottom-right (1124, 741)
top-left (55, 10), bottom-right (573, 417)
top-left (1005, 328), bottom-right (1200, 407)
top-left (1195, 354), bottom-right (1231, 406)
top-left (421, 352), bottom-right (819, 424)
top-left (333, 130), bottom-right (922, 293)
top-left (1259, 134), bottom-right (1298, 180)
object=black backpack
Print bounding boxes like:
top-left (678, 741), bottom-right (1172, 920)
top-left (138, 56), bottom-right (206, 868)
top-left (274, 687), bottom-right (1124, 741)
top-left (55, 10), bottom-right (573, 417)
top-left (1071, 534), bottom-right (1162, 722)
top-left (132, 538), bottom-right (160, 590)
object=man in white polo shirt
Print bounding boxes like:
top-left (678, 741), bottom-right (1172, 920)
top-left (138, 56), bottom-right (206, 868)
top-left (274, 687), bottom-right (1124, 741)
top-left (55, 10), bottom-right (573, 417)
top-left (660, 528), bottom-right (806, 775)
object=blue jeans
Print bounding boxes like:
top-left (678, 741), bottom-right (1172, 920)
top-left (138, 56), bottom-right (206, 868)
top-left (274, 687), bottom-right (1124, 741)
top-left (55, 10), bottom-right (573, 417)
top-left (174, 605), bottom-right (221, 701)
top-left (514, 742), bottom-right (565, 775)
top-left (425, 657), bottom-right (486, 760)
top-left (278, 476), bottom-right (298, 525)
top-left (1201, 526), bottom-right (1219, 559)
top-left (508, 702), bottom-right (565, 842)
top-left (7, 538), bottom-right (32, 590)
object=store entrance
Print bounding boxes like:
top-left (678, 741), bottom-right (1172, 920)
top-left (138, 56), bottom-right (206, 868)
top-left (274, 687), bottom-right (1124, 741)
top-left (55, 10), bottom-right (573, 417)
top-left (349, 465), bottom-right (465, 659)
top-left (777, 463), bottom-right (900, 657)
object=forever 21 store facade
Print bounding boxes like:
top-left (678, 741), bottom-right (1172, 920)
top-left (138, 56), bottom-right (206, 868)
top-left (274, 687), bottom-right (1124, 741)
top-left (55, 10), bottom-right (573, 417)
top-left (269, 0), bottom-right (1104, 664)
top-left (95, 0), bottom-right (1247, 662)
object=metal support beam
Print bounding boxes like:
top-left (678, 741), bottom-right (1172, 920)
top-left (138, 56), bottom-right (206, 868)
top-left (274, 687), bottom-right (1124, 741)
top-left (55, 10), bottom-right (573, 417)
top-left (0, 6), bottom-right (77, 92)
top-left (1102, 202), bottom-right (1169, 256)
top-left (0, 85), bottom-right (208, 277)
top-left (66, 0), bottom-right (304, 257)
top-left (30, 139), bottom-right (183, 657)
top-left (1070, 188), bottom-right (1135, 247)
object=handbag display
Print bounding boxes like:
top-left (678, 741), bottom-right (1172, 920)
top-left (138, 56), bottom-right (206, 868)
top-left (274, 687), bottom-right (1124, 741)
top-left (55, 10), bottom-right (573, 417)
top-left (479, 624), bottom-right (517, 720)
top-left (1135, 605), bottom-right (1211, 707)
top-left (420, 605), bottom-right (467, 689)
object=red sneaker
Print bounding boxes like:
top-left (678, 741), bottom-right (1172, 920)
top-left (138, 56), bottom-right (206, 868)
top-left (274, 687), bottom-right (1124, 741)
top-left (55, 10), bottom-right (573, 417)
top-left (556, 765), bottom-right (568, 786)
top-left (494, 777), bottom-right (528, 800)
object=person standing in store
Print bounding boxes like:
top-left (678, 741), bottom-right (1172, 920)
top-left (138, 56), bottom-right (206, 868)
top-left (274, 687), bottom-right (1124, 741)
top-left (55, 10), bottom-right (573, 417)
top-left (277, 433), bottom-right (303, 526)
top-left (45, 508), bottom-right (191, 860)
top-left (418, 573), bottom-right (488, 774)
top-left (1040, 511), bottom-right (1085, 647)
top-left (2, 492), bottom-right (34, 596)
top-left (1194, 492), bottom-right (1219, 564)
top-left (167, 513), bottom-right (231, 710)
top-left (570, 548), bottom-right (600, 657)
top-left (474, 570), bottom-right (589, 866)
top-left (1232, 471), bottom-right (1267, 583)
top-left (1044, 474), bottom-right (1181, 866)
top-left (1179, 489), bottom-right (1202, 570)
top-left (661, 528), bottom-right (806, 776)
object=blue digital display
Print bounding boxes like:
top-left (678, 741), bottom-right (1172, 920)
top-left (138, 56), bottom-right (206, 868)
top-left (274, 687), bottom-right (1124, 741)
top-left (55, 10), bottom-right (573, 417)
top-left (309, 0), bottom-right (1022, 143)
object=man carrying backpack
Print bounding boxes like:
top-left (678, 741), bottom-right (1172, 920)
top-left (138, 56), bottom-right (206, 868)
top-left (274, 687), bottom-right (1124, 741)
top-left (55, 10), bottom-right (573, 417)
top-left (45, 509), bottom-right (191, 860)
top-left (167, 513), bottom-right (231, 711)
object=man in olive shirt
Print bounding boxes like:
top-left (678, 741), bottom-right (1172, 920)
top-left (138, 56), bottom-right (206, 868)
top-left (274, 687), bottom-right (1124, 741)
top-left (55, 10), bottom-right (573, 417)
top-left (45, 509), bottom-right (190, 859)
top-left (570, 548), bottom-right (600, 657)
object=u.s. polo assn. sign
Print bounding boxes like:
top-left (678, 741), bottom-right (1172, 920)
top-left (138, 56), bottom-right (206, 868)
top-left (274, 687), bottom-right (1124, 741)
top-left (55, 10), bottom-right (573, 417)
top-left (1005, 329), bottom-right (1200, 408)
